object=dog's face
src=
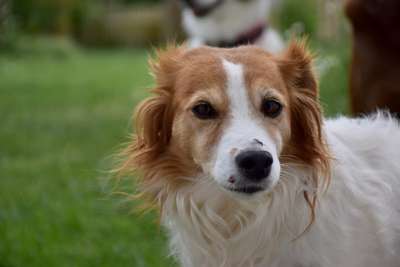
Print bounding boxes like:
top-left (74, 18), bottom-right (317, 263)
top-left (170, 50), bottom-right (290, 195)
top-left (123, 41), bottom-right (329, 201)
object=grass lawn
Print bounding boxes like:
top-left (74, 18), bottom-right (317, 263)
top-left (0, 40), bottom-right (349, 267)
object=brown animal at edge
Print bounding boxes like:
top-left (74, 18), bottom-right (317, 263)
top-left (345, 0), bottom-right (400, 116)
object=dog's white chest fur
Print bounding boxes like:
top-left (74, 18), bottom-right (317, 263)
top-left (163, 115), bottom-right (400, 267)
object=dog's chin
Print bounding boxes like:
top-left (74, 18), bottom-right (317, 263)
top-left (231, 185), bottom-right (265, 194)
top-left (223, 185), bottom-right (267, 196)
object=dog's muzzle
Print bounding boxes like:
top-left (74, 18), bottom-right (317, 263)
top-left (235, 150), bottom-right (273, 182)
top-left (227, 150), bottom-right (274, 194)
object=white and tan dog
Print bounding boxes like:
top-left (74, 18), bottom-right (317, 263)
top-left (120, 42), bottom-right (400, 267)
top-left (181, 0), bottom-right (284, 52)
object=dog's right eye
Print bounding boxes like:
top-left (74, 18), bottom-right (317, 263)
top-left (261, 99), bottom-right (282, 118)
top-left (192, 101), bottom-right (217, 120)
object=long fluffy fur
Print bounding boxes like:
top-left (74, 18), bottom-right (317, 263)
top-left (163, 114), bottom-right (400, 267)
top-left (118, 43), bottom-right (400, 267)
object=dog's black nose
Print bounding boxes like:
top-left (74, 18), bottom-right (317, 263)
top-left (235, 150), bottom-right (273, 182)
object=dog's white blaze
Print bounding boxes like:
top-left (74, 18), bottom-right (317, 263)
top-left (211, 59), bottom-right (280, 189)
top-left (223, 60), bottom-right (250, 122)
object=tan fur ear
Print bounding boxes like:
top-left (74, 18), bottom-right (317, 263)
top-left (278, 40), bottom-right (330, 231)
top-left (132, 92), bottom-right (172, 163)
top-left (119, 45), bottom-right (185, 173)
top-left (116, 46), bottom-right (192, 210)
top-left (278, 39), bottom-right (317, 92)
top-left (150, 45), bottom-right (185, 89)
top-left (279, 40), bottom-right (330, 183)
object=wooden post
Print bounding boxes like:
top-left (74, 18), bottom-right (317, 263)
top-left (0, 0), bottom-right (10, 46)
top-left (317, 0), bottom-right (342, 41)
top-left (0, 0), bottom-right (9, 31)
top-left (164, 0), bottom-right (185, 42)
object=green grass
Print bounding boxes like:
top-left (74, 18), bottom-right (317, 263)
top-left (0, 49), bottom-right (176, 267)
top-left (0, 39), bottom-right (349, 267)
top-left (316, 39), bottom-right (350, 116)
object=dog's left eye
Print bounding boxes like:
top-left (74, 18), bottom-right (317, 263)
top-left (192, 101), bottom-right (218, 119)
top-left (261, 99), bottom-right (282, 118)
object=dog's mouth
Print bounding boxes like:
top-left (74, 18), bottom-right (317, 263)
top-left (229, 185), bottom-right (265, 194)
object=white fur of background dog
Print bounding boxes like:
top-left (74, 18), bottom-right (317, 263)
top-left (182, 0), bottom-right (284, 52)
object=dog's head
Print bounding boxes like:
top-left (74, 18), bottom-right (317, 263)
top-left (120, 41), bottom-right (329, 209)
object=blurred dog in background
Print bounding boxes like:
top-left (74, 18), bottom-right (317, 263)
top-left (181, 0), bottom-right (284, 52)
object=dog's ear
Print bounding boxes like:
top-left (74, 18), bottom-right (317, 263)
top-left (278, 40), bottom-right (330, 177)
top-left (278, 39), bottom-right (317, 95)
top-left (120, 46), bottom-right (184, 173)
top-left (278, 40), bottom-right (330, 231)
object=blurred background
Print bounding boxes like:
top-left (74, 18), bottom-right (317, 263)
top-left (0, 0), bottom-right (349, 266)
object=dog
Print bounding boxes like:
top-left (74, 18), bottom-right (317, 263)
top-left (181, 0), bottom-right (284, 52)
top-left (119, 41), bottom-right (400, 267)
top-left (345, 0), bottom-right (400, 117)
